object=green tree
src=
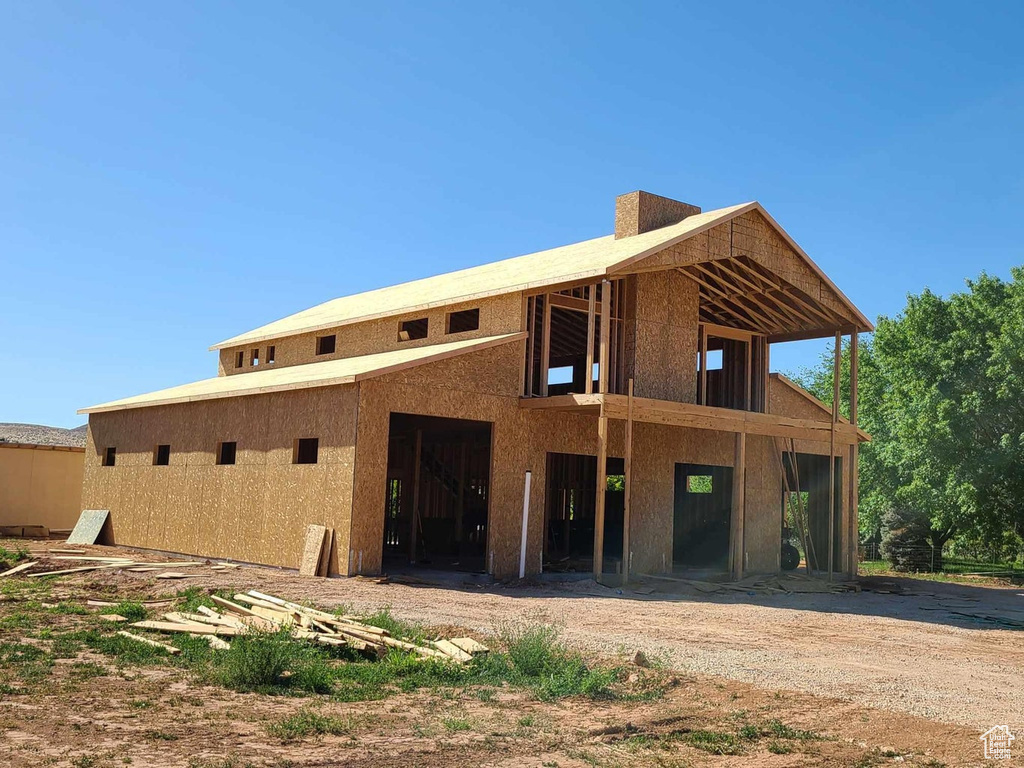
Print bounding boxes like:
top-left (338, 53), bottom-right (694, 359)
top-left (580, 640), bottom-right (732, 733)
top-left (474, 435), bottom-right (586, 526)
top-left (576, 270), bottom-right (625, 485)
top-left (794, 270), bottom-right (1024, 564)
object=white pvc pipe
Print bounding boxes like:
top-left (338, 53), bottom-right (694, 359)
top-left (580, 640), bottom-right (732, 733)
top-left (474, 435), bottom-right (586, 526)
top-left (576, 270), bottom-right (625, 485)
top-left (519, 470), bottom-right (532, 579)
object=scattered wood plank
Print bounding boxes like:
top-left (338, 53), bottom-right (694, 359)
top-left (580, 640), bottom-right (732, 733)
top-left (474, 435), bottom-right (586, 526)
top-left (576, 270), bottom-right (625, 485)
top-left (449, 637), bottom-right (489, 655)
top-left (27, 563), bottom-right (124, 578)
top-left (117, 630), bottom-right (180, 655)
top-left (155, 572), bottom-right (189, 580)
top-left (98, 614), bottom-right (127, 622)
top-left (131, 620), bottom-right (239, 637)
top-left (197, 635), bottom-right (231, 650)
top-left (432, 639), bottom-right (473, 663)
top-left (0, 561), bottom-right (37, 577)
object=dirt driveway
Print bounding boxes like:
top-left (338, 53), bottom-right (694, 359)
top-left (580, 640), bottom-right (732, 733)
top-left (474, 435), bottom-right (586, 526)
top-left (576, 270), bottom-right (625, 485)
top-left (101, 557), bottom-right (1024, 730)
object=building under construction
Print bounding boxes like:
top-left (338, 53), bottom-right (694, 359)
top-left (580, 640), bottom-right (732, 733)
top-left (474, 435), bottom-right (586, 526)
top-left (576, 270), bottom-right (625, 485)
top-left (80, 191), bottom-right (870, 581)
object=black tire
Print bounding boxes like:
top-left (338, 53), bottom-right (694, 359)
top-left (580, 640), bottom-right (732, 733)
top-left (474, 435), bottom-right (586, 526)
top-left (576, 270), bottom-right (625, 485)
top-left (781, 542), bottom-right (800, 571)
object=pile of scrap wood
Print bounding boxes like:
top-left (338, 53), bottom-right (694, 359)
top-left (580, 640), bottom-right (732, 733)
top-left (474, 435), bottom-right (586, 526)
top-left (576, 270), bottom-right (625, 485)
top-left (640, 572), bottom-right (859, 595)
top-left (0, 549), bottom-right (240, 579)
top-left (117, 589), bottom-right (489, 662)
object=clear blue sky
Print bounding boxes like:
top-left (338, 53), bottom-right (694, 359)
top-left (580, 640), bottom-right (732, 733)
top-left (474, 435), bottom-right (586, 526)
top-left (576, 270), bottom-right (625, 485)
top-left (2, 1), bottom-right (1022, 428)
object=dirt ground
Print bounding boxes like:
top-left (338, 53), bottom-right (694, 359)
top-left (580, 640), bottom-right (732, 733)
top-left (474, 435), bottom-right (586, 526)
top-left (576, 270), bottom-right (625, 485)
top-left (2, 540), bottom-right (1022, 767)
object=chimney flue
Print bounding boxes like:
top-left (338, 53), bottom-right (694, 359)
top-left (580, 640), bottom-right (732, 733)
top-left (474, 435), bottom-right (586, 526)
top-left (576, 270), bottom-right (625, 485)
top-left (615, 191), bottom-right (701, 239)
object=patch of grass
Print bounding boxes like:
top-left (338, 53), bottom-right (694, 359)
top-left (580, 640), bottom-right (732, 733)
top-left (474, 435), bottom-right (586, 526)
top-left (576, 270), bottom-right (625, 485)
top-left (360, 607), bottom-right (426, 643)
top-left (266, 708), bottom-right (353, 740)
top-left (0, 545), bottom-right (29, 568)
top-left (69, 661), bottom-right (106, 680)
top-left (47, 601), bottom-right (88, 615)
top-left (110, 601), bottom-right (147, 623)
top-left (684, 729), bottom-right (743, 755)
top-left (174, 587), bottom-right (218, 613)
top-left (0, 641), bottom-right (47, 665)
top-left (144, 730), bottom-right (178, 741)
top-left (767, 740), bottom-right (793, 754)
top-left (441, 715), bottom-right (471, 732)
top-left (216, 630), bottom-right (331, 694)
top-left (517, 714), bottom-right (535, 727)
top-left (763, 718), bottom-right (821, 741)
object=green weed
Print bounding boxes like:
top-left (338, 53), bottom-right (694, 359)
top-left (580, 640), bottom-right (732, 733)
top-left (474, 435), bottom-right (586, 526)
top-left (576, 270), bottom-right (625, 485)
top-left (266, 708), bottom-right (353, 740)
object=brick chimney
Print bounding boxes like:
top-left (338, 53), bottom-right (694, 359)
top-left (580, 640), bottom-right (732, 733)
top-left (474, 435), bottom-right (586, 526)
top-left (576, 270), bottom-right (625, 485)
top-left (614, 191), bottom-right (701, 239)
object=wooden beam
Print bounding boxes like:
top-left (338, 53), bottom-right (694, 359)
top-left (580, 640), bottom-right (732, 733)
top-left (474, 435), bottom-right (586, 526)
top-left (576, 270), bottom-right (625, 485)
top-left (539, 295), bottom-right (552, 397)
top-left (730, 431), bottom-right (746, 580)
top-left (410, 429), bottom-right (422, 565)
top-left (598, 281), bottom-right (611, 394)
top-left (745, 338), bottom-right (752, 411)
top-left (622, 379), bottom-right (634, 585)
top-left (585, 284), bottom-right (596, 394)
top-left (849, 332), bottom-right (859, 576)
top-left (525, 296), bottom-right (535, 396)
top-left (700, 322), bottom-right (759, 342)
top-left (699, 324), bottom-right (708, 405)
top-left (548, 292), bottom-right (604, 314)
top-left (828, 331), bottom-right (840, 581)
top-left (593, 411), bottom-right (608, 580)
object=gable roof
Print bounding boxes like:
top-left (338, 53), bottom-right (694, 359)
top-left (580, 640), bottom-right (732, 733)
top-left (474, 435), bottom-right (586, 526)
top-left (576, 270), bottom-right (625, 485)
top-left (80, 333), bottom-right (524, 414)
top-left (770, 373), bottom-right (870, 442)
top-left (211, 201), bottom-right (871, 350)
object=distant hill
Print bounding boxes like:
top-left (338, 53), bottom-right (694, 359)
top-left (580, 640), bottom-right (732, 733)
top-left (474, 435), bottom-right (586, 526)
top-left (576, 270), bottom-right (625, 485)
top-left (0, 423), bottom-right (87, 448)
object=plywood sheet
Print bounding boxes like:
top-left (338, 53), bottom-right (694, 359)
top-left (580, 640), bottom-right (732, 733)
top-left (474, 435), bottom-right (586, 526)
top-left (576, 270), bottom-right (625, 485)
top-left (299, 524), bottom-right (330, 577)
top-left (67, 509), bottom-right (110, 545)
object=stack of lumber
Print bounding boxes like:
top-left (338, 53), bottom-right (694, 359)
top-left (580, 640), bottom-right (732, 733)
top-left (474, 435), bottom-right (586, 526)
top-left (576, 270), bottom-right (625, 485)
top-left (121, 589), bottom-right (490, 662)
top-left (299, 524), bottom-right (334, 577)
top-left (0, 549), bottom-right (241, 579)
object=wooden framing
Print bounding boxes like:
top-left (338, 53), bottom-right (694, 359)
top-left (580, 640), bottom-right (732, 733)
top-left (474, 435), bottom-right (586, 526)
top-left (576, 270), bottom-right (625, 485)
top-left (593, 279), bottom-right (612, 579)
top-left (584, 285), bottom-right (596, 394)
top-left (622, 378), bottom-right (634, 584)
top-left (730, 432), bottom-right (746, 580)
top-left (539, 296), bottom-right (552, 397)
top-left (409, 429), bottom-right (422, 564)
top-left (849, 332), bottom-right (859, 575)
top-left (828, 331), bottom-right (840, 580)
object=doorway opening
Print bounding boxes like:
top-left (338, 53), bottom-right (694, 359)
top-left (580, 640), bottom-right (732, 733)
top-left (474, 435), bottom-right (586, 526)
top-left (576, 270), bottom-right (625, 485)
top-left (543, 452), bottom-right (624, 574)
top-left (383, 413), bottom-right (492, 573)
top-left (672, 463), bottom-right (733, 571)
top-left (782, 452), bottom-right (842, 572)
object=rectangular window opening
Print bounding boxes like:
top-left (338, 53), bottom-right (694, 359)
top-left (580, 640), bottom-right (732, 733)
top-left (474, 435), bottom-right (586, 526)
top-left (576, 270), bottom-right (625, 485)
top-left (293, 437), bottom-right (319, 465)
top-left (102, 447), bottom-right (116, 467)
top-left (547, 365), bottom-right (574, 386)
top-left (250, 348), bottom-right (259, 366)
top-left (686, 474), bottom-right (713, 493)
top-left (153, 444), bottom-right (170, 466)
top-left (217, 441), bottom-right (237, 466)
top-left (235, 351), bottom-right (244, 369)
top-left (267, 345), bottom-right (276, 364)
top-left (446, 308), bottom-right (480, 334)
top-left (315, 335), bottom-right (336, 355)
top-left (398, 318), bottom-right (428, 341)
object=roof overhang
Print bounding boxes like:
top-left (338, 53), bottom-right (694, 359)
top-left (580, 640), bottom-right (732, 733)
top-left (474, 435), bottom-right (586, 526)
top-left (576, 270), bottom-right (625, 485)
top-left (81, 333), bottom-right (525, 414)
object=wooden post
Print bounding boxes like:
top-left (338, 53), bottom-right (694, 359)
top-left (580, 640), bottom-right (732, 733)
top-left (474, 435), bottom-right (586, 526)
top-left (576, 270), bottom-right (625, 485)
top-left (730, 431), bottom-right (746, 580)
top-left (598, 281), bottom-right (611, 395)
top-left (455, 442), bottom-right (467, 546)
top-left (849, 332), bottom-right (859, 576)
top-left (539, 295), bottom-right (552, 396)
top-left (622, 378), bottom-right (634, 584)
top-left (525, 297), bottom-right (536, 396)
top-left (744, 339), bottom-right (752, 411)
top-left (585, 284), bottom-right (596, 394)
top-left (593, 280), bottom-right (612, 580)
top-left (594, 412), bottom-right (608, 580)
top-left (828, 331), bottom-right (840, 581)
top-left (410, 429), bottom-right (422, 564)
top-left (699, 324), bottom-right (708, 405)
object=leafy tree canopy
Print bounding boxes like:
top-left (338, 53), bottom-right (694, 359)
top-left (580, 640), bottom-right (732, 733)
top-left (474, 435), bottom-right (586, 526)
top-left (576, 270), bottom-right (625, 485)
top-left (794, 269), bottom-right (1024, 558)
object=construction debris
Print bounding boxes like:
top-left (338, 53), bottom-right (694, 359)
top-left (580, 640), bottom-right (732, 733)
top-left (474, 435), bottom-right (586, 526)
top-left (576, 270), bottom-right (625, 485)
top-left (0, 548), bottom-right (239, 579)
top-left (122, 589), bottom-right (490, 663)
top-left (66, 510), bottom-right (109, 545)
top-left (299, 524), bottom-right (333, 577)
top-left (117, 630), bottom-right (180, 655)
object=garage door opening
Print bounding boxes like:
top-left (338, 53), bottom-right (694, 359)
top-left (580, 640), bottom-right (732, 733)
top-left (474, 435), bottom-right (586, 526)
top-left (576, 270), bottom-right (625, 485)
top-left (383, 413), bottom-right (492, 573)
top-left (672, 463), bottom-right (733, 571)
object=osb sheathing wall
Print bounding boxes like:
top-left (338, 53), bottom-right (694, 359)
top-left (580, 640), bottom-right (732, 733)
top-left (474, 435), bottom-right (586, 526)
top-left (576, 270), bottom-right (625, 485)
top-left (0, 444), bottom-right (84, 530)
top-left (219, 294), bottom-right (522, 376)
top-left (631, 270), bottom-right (698, 403)
top-left (346, 334), bottom-right (797, 579)
top-left (82, 385), bottom-right (359, 569)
